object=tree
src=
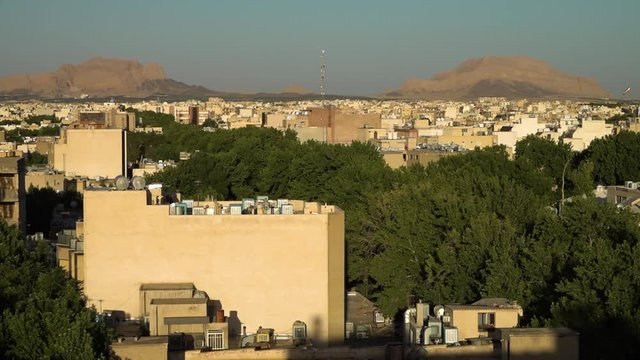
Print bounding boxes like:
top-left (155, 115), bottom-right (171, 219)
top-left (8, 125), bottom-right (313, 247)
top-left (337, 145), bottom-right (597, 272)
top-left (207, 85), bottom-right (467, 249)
top-left (0, 220), bottom-right (113, 359)
top-left (583, 130), bottom-right (640, 185)
top-left (25, 152), bottom-right (48, 167)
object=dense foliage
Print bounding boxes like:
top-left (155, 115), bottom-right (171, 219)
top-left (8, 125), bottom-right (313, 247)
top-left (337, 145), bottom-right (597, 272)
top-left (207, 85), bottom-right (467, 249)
top-left (25, 152), bottom-right (48, 167)
top-left (26, 187), bottom-right (83, 237)
top-left (0, 220), bottom-right (113, 359)
top-left (582, 130), bottom-right (640, 186)
top-left (5, 127), bottom-right (60, 144)
top-left (135, 119), bottom-right (640, 359)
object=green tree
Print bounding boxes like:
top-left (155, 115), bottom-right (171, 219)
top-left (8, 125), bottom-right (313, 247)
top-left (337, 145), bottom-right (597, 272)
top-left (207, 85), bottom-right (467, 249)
top-left (584, 130), bottom-right (640, 185)
top-left (0, 220), bottom-right (113, 359)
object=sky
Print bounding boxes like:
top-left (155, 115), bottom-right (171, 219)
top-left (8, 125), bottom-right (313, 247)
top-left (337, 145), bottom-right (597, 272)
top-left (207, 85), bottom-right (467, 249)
top-left (0, 0), bottom-right (638, 96)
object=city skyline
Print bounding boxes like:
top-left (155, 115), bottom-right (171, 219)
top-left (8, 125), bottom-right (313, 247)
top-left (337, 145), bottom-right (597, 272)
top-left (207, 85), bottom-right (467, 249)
top-left (1, 0), bottom-right (638, 96)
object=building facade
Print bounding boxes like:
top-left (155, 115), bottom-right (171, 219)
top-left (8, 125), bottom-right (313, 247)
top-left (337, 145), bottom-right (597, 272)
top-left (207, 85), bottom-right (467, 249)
top-left (52, 128), bottom-right (126, 179)
top-left (0, 152), bottom-right (26, 232)
top-left (82, 189), bottom-right (345, 344)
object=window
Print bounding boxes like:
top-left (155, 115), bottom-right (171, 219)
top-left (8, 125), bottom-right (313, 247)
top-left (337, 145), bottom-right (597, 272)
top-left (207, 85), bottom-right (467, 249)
top-left (207, 330), bottom-right (224, 350)
top-left (478, 312), bottom-right (495, 329)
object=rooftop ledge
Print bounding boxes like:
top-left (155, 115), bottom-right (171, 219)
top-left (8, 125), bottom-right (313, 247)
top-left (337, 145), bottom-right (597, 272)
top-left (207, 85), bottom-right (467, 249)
top-left (165, 199), bottom-right (340, 216)
top-left (85, 188), bottom-right (341, 216)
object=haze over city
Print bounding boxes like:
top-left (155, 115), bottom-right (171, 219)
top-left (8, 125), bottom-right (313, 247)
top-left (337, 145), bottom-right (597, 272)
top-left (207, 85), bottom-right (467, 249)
top-left (2, 1), bottom-right (640, 360)
top-left (1, 0), bottom-right (638, 95)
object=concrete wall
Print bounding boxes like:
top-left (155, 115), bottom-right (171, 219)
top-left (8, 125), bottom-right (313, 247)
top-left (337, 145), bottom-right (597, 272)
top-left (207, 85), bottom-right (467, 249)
top-left (504, 335), bottom-right (578, 360)
top-left (26, 172), bottom-right (64, 191)
top-left (112, 341), bottom-right (168, 360)
top-left (332, 113), bottom-right (381, 144)
top-left (53, 128), bottom-right (125, 179)
top-left (426, 343), bottom-right (497, 359)
top-left (500, 330), bottom-right (579, 360)
top-left (185, 345), bottom-right (386, 360)
top-left (83, 190), bottom-right (345, 344)
top-left (429, 135), bottom-right (496, 150)
top-left (295, 127), bottom-right (328, 143)
top-left (447, 307), bottom-right (520, 340)
top-left (150, 300), bottom-right (207, 336)
top-left (0, 156), bottom-right (25, 232)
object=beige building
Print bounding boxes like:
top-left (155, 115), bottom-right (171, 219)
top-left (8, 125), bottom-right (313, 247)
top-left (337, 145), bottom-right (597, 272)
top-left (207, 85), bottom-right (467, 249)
top-left (498, 328), bottom-right (579, 360)
top-left (563, 119), bottom-right (613, 151)
top-left (25, 168), bottom-right (65, 191)
top-left (443, 298), bottom-right (522, 341)
top-left (0, 152), bottom-right (26, 232)
top-left (82, 189), bottom-right (345, 345)
top-left (52, 128), bottom-right (126, 179)
top-left (56, 227), bottom-right (85, 282)
top-left (382, 149), bottom-right (462, 169)
top-left (606, 182), bottom-right (640, 213)
top-left (307, 107), bottom-right (381, 144)
top-left (425, 134), bottom-right (496, 150)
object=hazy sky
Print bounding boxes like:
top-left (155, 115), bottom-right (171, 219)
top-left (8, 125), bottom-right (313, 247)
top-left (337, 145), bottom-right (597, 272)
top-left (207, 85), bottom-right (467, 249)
top-left (0, 0), bottom-right (638, 95)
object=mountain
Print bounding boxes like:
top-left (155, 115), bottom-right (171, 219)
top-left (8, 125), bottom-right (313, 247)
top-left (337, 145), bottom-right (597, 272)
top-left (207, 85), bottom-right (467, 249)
top-left (279, 84), bottom-right (313, 95)
top-left (0, 57), bottom-right (221, 98)
top-left (386, 56), bottom-right (612, 99)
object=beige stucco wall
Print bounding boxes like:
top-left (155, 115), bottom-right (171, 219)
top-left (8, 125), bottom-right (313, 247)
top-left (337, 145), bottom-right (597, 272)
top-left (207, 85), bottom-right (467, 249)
top-left (150, 301), bottom-right (207, 336)
top-left (185, 344), bottom-right (385, 360)
top-left (26, 172), bottom-right (64, 191)
top-left (112, 341), bottom-right (168, 360)
top-left (83, 190), bottom-right (345, 344)
top-left (295, 127), bottom-right (328, 143)
top-left (447, 307), bottom-right (520, 340)
top-left (502, 334), bottom-right (579, 360)
top-left (57, 245), bottom-right (70, 273)
top-left (73, 252), bottom-right (84, 282)
top-left (382, 152), bottom-right (406, 169)
top-left (53, 128), bottom-right (125, 179)
top-left (140, 288), bottom-right (195, 318)
top-left (429, 135), bottom-right (496, 150)
top-left (0, 156), bottom-right (25, 232)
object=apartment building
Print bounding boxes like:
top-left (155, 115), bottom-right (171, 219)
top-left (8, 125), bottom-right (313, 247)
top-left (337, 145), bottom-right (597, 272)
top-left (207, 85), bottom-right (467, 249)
top-left (80, 188), bottom-right (345, 345)
top-left (52, 128), bottom-right (126, 179)
top-left (0, 151), bottom-right (25, 232)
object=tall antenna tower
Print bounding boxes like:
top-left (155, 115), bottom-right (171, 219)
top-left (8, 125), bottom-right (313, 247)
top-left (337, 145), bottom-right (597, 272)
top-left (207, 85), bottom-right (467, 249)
top-left (320, 49), bottom-right (326, 106)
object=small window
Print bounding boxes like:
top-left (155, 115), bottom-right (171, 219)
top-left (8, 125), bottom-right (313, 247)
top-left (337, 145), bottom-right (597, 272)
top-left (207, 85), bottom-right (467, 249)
top-left (207, 330), bottom-right (224, 350)
top-left (478, 312), bottom-right (495, 329)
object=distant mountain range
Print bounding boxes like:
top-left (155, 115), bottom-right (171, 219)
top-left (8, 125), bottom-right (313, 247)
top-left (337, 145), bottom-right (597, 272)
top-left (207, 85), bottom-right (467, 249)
top-left (0, 57), bottom-right (337, 101)
top-left (0, 57), bottom-right (223, 99)
top-left (385, 56), bottom-right (612, 100)
top-left (0, 56), bottom-right (613, 101)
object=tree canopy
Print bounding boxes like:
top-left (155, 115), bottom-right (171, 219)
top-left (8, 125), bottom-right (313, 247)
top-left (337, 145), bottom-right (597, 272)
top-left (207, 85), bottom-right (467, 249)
top-left (0, 220), bottom-right (113, 359)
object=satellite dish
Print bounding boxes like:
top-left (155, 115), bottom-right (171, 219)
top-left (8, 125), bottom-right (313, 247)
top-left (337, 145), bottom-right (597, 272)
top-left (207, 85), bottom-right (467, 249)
top-left (131, 176), bottom-right (146, 190)
top-left (114, 175), bottom-right (129, 190)
top-left (434, 305), bottom-right (445, 318)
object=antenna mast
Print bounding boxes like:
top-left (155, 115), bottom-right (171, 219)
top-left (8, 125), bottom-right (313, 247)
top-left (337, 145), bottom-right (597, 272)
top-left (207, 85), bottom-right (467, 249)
top-left (320, 49), bottom-right (326, 106)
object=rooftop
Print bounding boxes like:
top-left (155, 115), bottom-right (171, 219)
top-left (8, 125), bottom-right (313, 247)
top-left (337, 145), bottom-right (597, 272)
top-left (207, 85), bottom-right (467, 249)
top-left (150, 298), bottom-right (207, 305)
top-left (164, 316), bottom-right (210, 325)
top-left (499, 327), bottom-right (579, 338)
top-left (140, 283), bottom-right (195, 291)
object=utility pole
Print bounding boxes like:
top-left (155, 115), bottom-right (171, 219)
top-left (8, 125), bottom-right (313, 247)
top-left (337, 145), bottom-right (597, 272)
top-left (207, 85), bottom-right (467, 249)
top-left (560, 155), bottom-right (572, 215)
top-left (320, 49), bottom-right (326, 106)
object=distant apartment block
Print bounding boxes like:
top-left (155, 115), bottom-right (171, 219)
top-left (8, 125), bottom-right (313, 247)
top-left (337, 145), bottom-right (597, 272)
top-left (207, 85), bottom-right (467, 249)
top-left (52, 128), bottom-right (126, 179)
top-left (307, 107), bottom-right (381, 144)
top-left (76, 109), bottom-right (136, 130)
top-left (79, 188), bottom-right (345, 345)
top-left (25, 166), bottom-right (65, 192)
top-left (0, 151), bottom-right (25, 232)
